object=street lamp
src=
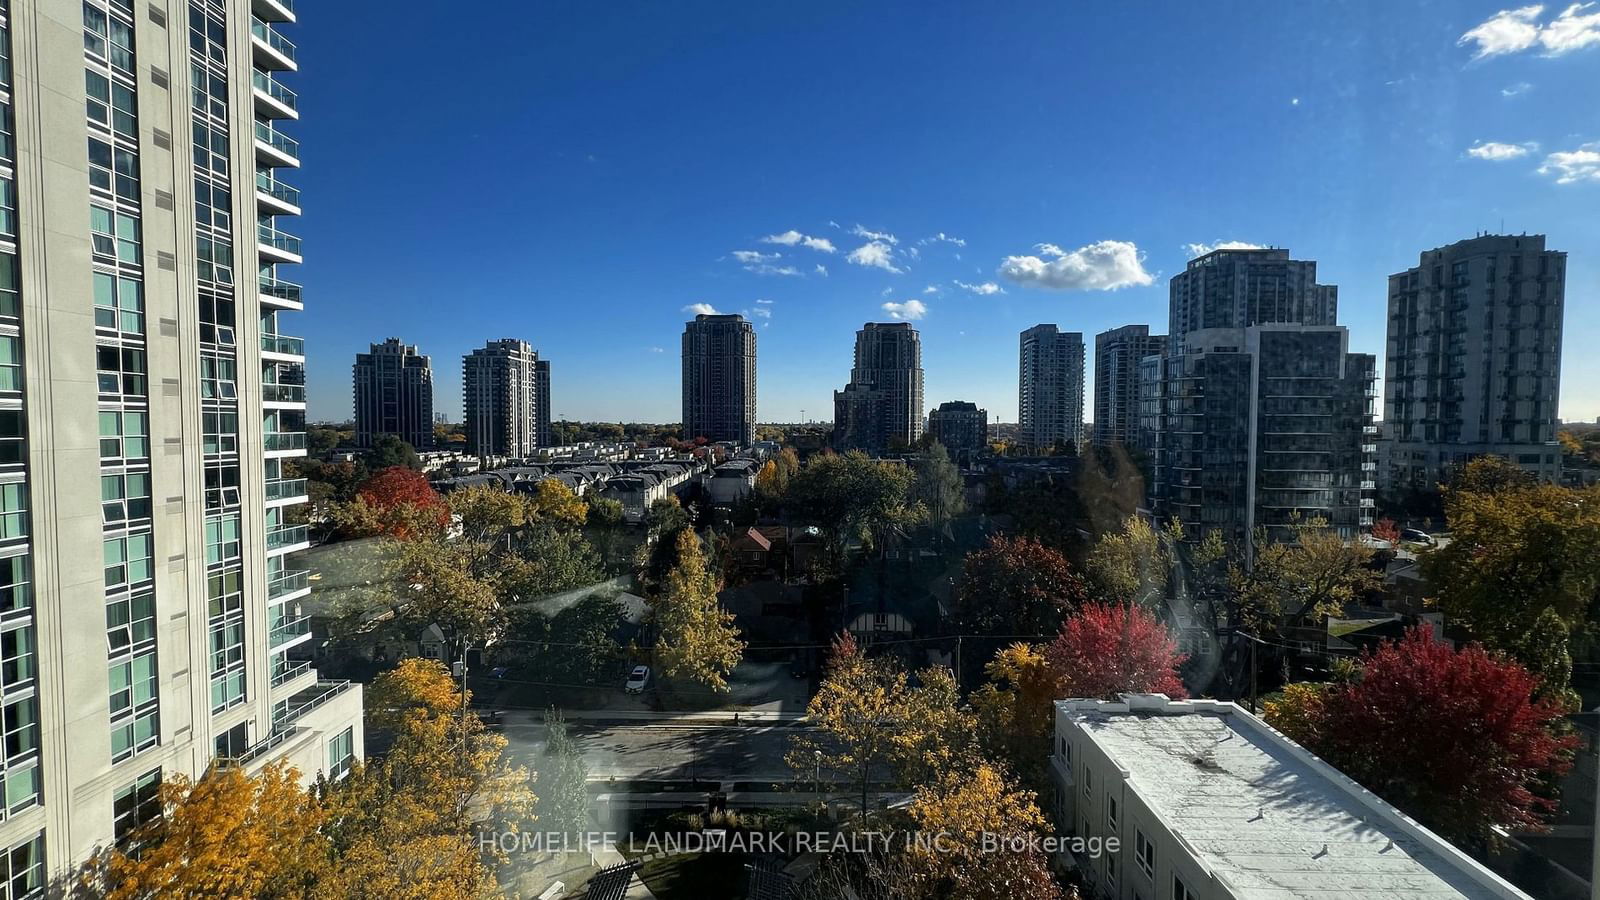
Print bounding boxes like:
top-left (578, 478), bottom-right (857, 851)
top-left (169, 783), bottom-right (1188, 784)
top-left (813, 749), bottom-right (822, 807)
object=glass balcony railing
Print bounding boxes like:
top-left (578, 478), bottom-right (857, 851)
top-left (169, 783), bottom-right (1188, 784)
top-left (270, 658), bottom-right (312, 688)
top-left (255, 170), bottom-right (300, 208)
top-left (269, 612), bottom-right (312, 647)
top-left (252, 70), bottom-right (298, 112)
top-left (251, 17), bottom-right (297, 63)
top-left (262, 383), bottom-right (306, 403)
top-left (261, 333), bottom-right (305, 356)
top-left (267, 567), bottom-right (310, 599)
top-left (265, 478), bottom-right (308, 503)
top-left (258, 223), bottom-right (302, 256)
top-left (254, 120), bottom-right (299, 161)
top-left (263, 431), bottom-right (307, 452)
top-left (259, 275), bottom-right (302, 306)
top-left (266, 523), bottom-right (310, 550)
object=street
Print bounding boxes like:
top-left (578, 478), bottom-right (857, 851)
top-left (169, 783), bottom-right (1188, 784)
top-left (499, 713), bottom-right (806, 784)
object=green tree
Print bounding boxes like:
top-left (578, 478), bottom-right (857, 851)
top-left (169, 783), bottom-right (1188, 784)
top-left (364, 434), bottom-right (421, 471)
top-left (652, 529), bottom-right (745, 691)
top-left (787, 451), bottom-right (918, 556)
top-left (1085, 515), bottom-right (1179, 608)
top-left (498, 592), bottom-right (625, 684)
top-left (1512, 607), bottom-right (1581, 712)
top-left (536, 710), bottom-right (590, 836)
top-left (911, 441), bottom-right (966, 531)
top-left (1229, 518), bottom-right (1381, 630)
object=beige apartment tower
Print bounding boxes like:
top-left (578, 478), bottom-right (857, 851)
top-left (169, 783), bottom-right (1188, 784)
top-left (0, 0), bottom-right (362, 883)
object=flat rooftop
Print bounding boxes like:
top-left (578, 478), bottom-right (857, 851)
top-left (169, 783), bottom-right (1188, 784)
top-left (1061, 697), bottom-right (1528, 899)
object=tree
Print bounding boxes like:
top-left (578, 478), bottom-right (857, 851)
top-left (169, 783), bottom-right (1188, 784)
top-left (788, 634), bottom-right (976, 815)
top-left (904, 764), bottom-right (1066, 900)
top-left (99, 761), bottom-right (327, 900)
top-left (951, 535), bottom-right (1086, 637)
top-left (528, 479), bottom-right (587, 527)
top-left (1085, 515), bottom-right (1178, 608)
top-left (645, 495), bottom-right (690, 537)
top-left (1423, 462), bottom-right (1600, 661)
top-left (1262, 627), bottom-right (1578, 847)
top-left (1229, 518), bottom-right (1381, 631)
top-left (508, 524), bottom-right (604, 599)
top-left (1046, 602), bottom-right (1187, 700)
top-left (364, 434), bottom-right (421, 471)
top-left (498, 592), bottom-right (625, 684)
top-left (787, 451), bottom-right (918, 555)
top-left (337, 466), bottom-right (448, 539)
top-left (970, 643), bottom-right (1061, 785)
top-left (1370, 517), bottom-right (1401, 545)
top-left (536, 710), bottom-right (590, 836)
top-left (911, 441), bottom-right (966, 530)
top-left (651, 529), bottom-right (744, 691)
top-left (1512, 606), bottom-right (1582, 712)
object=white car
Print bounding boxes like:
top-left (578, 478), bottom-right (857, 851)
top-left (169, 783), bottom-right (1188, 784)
top-left (625, 665), bottom-right (651, 694)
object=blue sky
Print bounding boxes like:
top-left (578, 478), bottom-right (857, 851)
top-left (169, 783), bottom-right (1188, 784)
top-left (290, 2), bottom-right (1600, 425)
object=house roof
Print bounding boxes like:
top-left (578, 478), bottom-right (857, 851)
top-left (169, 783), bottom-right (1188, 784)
top-left (1059, 696), bottom-right (1528, 900)
top-left (738, 527), bottom-right (772, 551)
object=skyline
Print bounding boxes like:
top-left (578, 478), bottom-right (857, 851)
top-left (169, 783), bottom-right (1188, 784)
top-left (293, 2), bottom-right (1600, 424)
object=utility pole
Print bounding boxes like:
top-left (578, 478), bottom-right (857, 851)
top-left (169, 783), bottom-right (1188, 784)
top-left (954, 635), bottom-right (963, 688)
top-left (1248, 635), bottom-right (1259, 714)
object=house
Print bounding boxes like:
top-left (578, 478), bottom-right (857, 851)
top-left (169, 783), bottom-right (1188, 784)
top-left (1051, 694), bottom-right (1532, 900)
top-left (730, 525), bottom-right (789, 573)
top-left (707, 458), bottom-right (760, 505)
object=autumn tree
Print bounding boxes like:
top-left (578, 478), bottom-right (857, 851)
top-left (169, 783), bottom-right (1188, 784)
top-left (1370, 517), bottom-right (1401, 545)
top-left (1263, 627), bottom-right (1577, 847)
top-left (1046, 602), bottom-right (1187, 700)
top-left (1228, 518), bottom-right (1381, 631)
top-left (1085, 515), bottom-right (1180, 608)
top-left (911, 441), bottom-right (966, 531)
top-left (651, 529), bottom-right (744, 691)
top-left (970, 643), bottom-right (1061, 785)
top-left (99, 761), bottom-right (327, 900)
top-left (788, 634), bottom-right (977, 815)
top-left (904, 764), bottom-right (1066, 900)
top-left (536, 710), bottom-right (590, 837)
top-left (330, 466), bottom-right (448, 539)
top-left (528, 478), bottom-right (587, 527)
top-left (497, 592), bottom-right (625, 684)
top-left (951, 535), bottom-right (1087, 638)
top-left (787, 451), bottom-right (918, 555)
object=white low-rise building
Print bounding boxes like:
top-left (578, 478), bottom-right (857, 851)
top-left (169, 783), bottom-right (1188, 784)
top-left (1051, 695), bottom-right (1531, 900)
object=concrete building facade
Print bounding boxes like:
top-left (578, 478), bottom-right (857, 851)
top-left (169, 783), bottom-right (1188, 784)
top-left (926, 400), bottom-right (988, 452)
top-left (1019, 325), bottom-right (1085, 451)
top-left (0, 0), bottom-right (362, 881)
top-left (353, 337), bottom-right (433, 450)
top-left (1093, 325), bottom-right (1164, 447)
top-left (464, 339), bottom-right (551, 458)
top-left (833, 322), bottom-right (924, 452)
top-left (681, 313), bottom-right (756, 445)
top-left (1383, 234), bottom-right (1565, 492)
top-left (1156, 249), bottom-right (1375, 548)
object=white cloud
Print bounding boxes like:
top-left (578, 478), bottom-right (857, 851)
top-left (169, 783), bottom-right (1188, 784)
top-left (732, 249), bottom-right (779, 264)
top-left (847, 241), bottom-right (904, 274)
top-left (1502, 81), bottom-right (1534, 96)
top-left (850, 225), bottom-right (899, 245)
top-left (1460, 5), bottom-right (1545, 57)
top-left (755, 298), bottom-right (774, 304)
top-left (999, 240), bottom-right (1155, 292)
top-left (748, 264), bottom-right (802, 277)
top-left (906, 246), bottom-right (920, 260)
top-left (648, 346), bottom-right (666, 353)
top-left (827, 220), bottom-right (841, 229)
top-left (1460, 3), bottom-right (1600, 57)
top-left (750, 306), bottom-right (772, 319)
top-left (1537, 142), bottom-right (1600, 183)
top-left (683, 303), bottom-right (720, 315)
top-left (815, 264), bottom-right (828, 277)
top-left (923, 284), bottom-right (940, 294)
top-left (1466, 140), bottom-right (1537, 160)
top-left (918, 232), bottom-right (967, 248)
top-left (881, 299), bottom-right (927, 320)
top-left (954, 280), bottom-right (1005, 295)
top-left (761, 230), bottom-right (836, 253)
top-left (880, 287), bottom-right (895, 297)
top-left (1183, 240), bottom-right (1266, 257)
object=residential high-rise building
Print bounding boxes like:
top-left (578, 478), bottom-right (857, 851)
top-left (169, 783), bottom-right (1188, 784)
top-left (926, 401), bottom-right (988, 451)
top-left (1156, 248), bottom-right (1375, 550)
top-left (0, 0), bottom-right (362, 876)
top-left (1018, 325), bottom-right (1085, 451)
top-left (1383, 235), bottom-right (1565, 491)
top-left (833, 323), bottom-right (924, 451)
top-left (353, 338), bottom-right (434, 450)
top-left (681, 314), bottom-right (756, 445)
top-left (1093, 324), bottom-right (1165, 447)
top-left (464, 339), bottom-right (550, 458)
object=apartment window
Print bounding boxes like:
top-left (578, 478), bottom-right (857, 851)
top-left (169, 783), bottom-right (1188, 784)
top-left (0, 105), bottom-right (12, 166)
top-left (191, 122), bottom-right (229, 177)
top-left (199, 353), bottom-right (236, 400)
top-left (93, 273), bottom-right (144, 335)
top-left (101, 472), bottom-right (152, 525)
top-left (1107, 794), bottom-right (1118, 832)
top-left (0, 255), bottom-right (17, 321)
top-left (87, 138), bottom-right (138, 202)
top-left (1062, 739), bottom-right (1071, 772)
top-left (112, 769), bottom-right (160, 843)
top-left (195, 236), bottom-right (233, 286)
top-left (1173, 876), bottom-right (1196, 900)
top-left (193, 178), bottom-right (231, 231)
top-left (198, 289), bottom-right (236, 345)
top-left (103, 532), bottom-right (153, 589)
top-left (0, 484), bottom-right (24, 543)
top-left (0, 832), bottom-right (44, 898)
top-left (204, 514), bottom-right (239, 566)
top-left (95, 345), bottom-right (147, 397)
top-left (201, 410), bottom-right (237, 455)
top-left (0, 556), bottom-right (27, 620)
top-left (83, 3), bottom-right (109, 57)
top-left (109, 650), bottom-right (158, 762)
top-left (207, 567), bottom-right (242, 617)
top-left (0, 337), bottom-right (19, 394)
top-left (105, 590), bottom-right (154, 655)
top-left (328, 727), bottom-right (354, 781)
top-left (99, 410), bottom-right (149, 460)
top-left (214, 722), bottom-right (247, 761)
top-left (90, 205), bottom-right (141, 266)
top-left (0, 412), bottom-right (21, 468)
top-left (204, 463), bottom-right (240, 511)
top-left (208, 615), bottom-right (244, 714)
top-left (1083, 765), bottom-right (1091, 798)
top-left (1135, 829), bottom-right (1154, 878)
top-left (0, 628), bottom-right (30, 690)
top-left (0, 180), bottom-right (12, 240)
top-left (0, 695), bottom-right (39, 817)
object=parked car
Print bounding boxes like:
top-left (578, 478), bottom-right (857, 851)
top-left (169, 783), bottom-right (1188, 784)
top-left (625, 665), bottom-right (652, 694)
top-left (1401, 528), bottom-right (1434, 545)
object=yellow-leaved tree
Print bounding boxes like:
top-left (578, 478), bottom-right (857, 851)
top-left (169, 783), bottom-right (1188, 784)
top-left (651, 529), bottom-right (744, 692)
top-left (904, 764), bottom-right (1067, 900)
top-left (970, 642), bottom-right (1062, 786)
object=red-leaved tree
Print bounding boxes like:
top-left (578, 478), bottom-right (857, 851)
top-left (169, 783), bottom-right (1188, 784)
top-left (1046, 602), bottom-right (1187, 700)
top-left (1273, 627), bottom-right (1578, 846)
top-left (952, 535), bottom-right (1088, 637)
top-left (1370, 517), bottom-right (1401, 544)
top-left (355, 466), bottom-right (448, 538)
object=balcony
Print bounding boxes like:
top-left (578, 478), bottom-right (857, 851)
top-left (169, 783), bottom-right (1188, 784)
top-left (269, 611), bottom-right (312, 649)
top-left (259, 275), bottom-right (303, 310)
top-left (255, 169), bottom-right (301, 216)
top-left (261, 332), bottom-right (305, 360)
top-left (250, 17), bottom-right (297, 71)
top-left (265, 477), bottom-right (308, 505)
top-left (258, 222), bottom-right (302, 264)
top-left (252, 70), bottom-right (298, 120)
top-left (263, 431), bottom-right (306, 453)
top-left (267, 566), bottom-right (310, 600)
top-left (252, 0), bottom-right (295, 25)
top-left (266, 523), bottom-right (310, 553)
top-left (253, 121), bottom-right (299, 168)
top-left (262, 382), bottom-right (306, 405)
top-left (273, 679), bottom-right (354, 727)
top-left (270, 658), bottom-right (313, 689)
